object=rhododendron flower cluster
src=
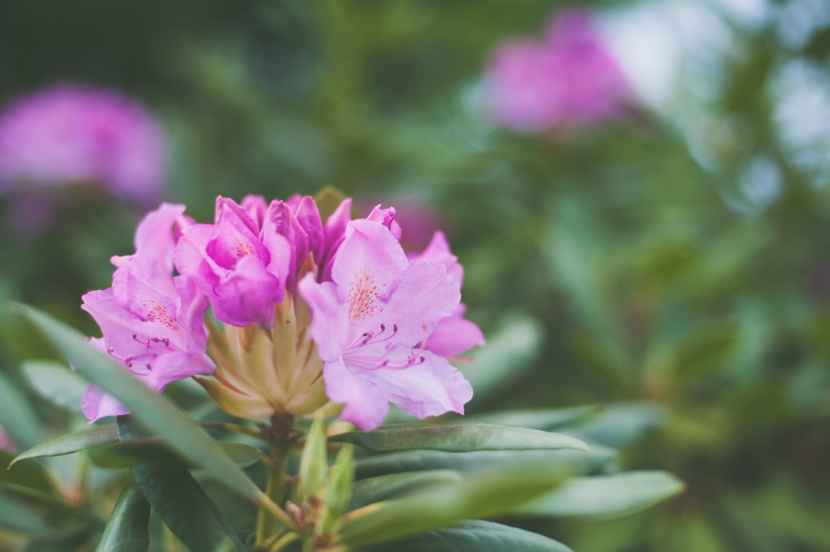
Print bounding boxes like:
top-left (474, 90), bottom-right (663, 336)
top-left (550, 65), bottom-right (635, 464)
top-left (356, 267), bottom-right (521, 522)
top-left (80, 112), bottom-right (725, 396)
top-left (0, 83), bottom-right (167, 204)
top-left (82, 195), bottom-right (483, 430)
top-left (483, 7), bottom-right (631, 132)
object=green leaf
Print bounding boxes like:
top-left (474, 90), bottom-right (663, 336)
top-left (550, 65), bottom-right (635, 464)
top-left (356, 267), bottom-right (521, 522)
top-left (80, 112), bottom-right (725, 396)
top-left (299, 416), bottom-right (327, 502)
top-left (465, 406), bottom-right (600, 431)
top-left (354, 448), bottom-right (611, 480)
top-left (561, 403), bottom-right (665, 448)
top-left (350, 470), bottom-right (463, 510)
top-left (11, 425), bottom-right (118, 467)
top-left (14, 304), bottom-right (267, 505)
top-left (320, 444), bottom-right (354, 533)
top-left (510, 471), bottom-right (684, 519)
top-left (362, 520), bottom-right (574, 552)
top-left (130, 463), bottom-right (247, 552)
top-left (332, 423), bottom-right (589, 453)
top-left (0, 370), bottom-right (46, 450)
top-left (1, 450), bottom-right (56, 493)
top-left (462, 316), bottom-right (542, 404)
top-left (95, 484), bottom-right (150, 552)
top-left (0, 491), bottom-right (47, 533)
top-left (118, 418), bottom-right (248, 551)
top-left (88, 439), bottom-right (263, 469)
top-left (341, 458), bottom-right (570, 547)
top-left (19, 526), bottom-right (94, 552)
top-left (22, 359), bottom-right (89, 414)
top-left (0, 482), bottom-right (104, 526)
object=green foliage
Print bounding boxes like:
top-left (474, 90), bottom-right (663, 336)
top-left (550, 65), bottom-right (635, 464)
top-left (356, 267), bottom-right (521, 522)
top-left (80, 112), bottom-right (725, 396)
top-left (3, 1), bottom-right (829, 550)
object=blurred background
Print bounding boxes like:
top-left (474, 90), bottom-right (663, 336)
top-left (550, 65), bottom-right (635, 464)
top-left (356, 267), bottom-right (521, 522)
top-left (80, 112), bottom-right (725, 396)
top-left (2, 0), bottom-right (830, 550)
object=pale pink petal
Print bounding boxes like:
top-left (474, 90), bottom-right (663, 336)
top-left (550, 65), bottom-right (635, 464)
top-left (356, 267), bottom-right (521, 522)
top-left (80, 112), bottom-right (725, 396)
top-left (370, 351), bottom-right (473, 420)
top-left (378, 259), bottom-right (460, 346)
top-left (331, 220), bottom-right (408, 332)
top-left (408, 231), bottom-right (464, 283)
top-left (143, 351), bottom-right (214, 391)
top-left (298, 275), bottom-right (349, 362)
top-left (426, 310), bottom-right (486, 358)
top-left (323, 357), bottom-right (389, 431)
top-left (82, 385), bottom-right (130, 423)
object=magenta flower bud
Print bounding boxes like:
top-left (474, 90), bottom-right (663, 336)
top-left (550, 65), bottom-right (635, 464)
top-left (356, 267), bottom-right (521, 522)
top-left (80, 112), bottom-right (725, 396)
top-left (0, 83), bottom-right (168, 204)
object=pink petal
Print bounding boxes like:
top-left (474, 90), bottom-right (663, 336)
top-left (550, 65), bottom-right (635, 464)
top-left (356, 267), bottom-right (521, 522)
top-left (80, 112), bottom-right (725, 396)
top-left (323, 357), bottom-right (389, 431)
top-left (370, 351), bottom-right (473, 421)
top-left (212, 255), bottom-right (283, 328)
top-left (298, 275), bottom-right (349, 362)
top-left (82, 385), bottom-right (129, 423)
top-left (331, 220), bottom-right (408, 331)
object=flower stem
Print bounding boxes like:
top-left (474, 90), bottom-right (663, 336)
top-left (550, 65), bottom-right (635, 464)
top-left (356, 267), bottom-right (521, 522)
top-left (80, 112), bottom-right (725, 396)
top-left (255, 415), bottom-right (295, 546)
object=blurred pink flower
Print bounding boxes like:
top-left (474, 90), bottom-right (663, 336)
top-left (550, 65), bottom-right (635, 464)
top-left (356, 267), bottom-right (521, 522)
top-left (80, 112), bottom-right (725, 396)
top-left (0, 83), bottom-right (168, 204)
top-left (0, 425), bottom-right (14, 451)
top-left (484, 8), bottom-right (631, 132)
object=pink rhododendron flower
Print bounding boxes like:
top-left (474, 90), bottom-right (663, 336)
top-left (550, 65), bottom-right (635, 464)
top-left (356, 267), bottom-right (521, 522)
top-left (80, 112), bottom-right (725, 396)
top-left (299, 219), bottom-right (474, 431)
top-left (81, 193), bottom-right (481, 430)
top-left (81, 204), bottom-right (214, 422)
top-left (484, 7), bottom-right (631, 132)
top-left (0, 83), bottom-right (167, 204)
top-left (0, 426), bottom-right (14, 451)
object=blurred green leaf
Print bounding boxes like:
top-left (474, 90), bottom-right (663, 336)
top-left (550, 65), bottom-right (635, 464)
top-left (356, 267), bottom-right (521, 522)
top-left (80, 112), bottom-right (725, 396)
top-left (355, 448), bottom-right (612, 480)
top-left (332, 423), bottom-right (589, 453)
top-left (94, 484), bottom-right (150, 552)
top-left (560, 403), bottom-right (665, 448)
top-left (341, 458), bottom-right (569, 547)
top-left (11, 425), bottom-right (117, 467)
top-left (88, 439), bottom-right (263, 469)
top-left (1, 450), bottom-right (56, 496)
top-left (350, 470), bottom-right (463, 510)
top-left (19, 526), bottom-right (94, 552)
top-left (509, 471), bottom-right (684, 519)
top-left (0, 370), bottom-right (46, 450)
top-left (465, 406), bottom-right (600, 431)
top-left (22, 359), bottom-right (88, 414)
top-left (0, 491), bottom-right (47, 533)
top-left (463, 315), bottom-right (542, 404)
top-left (15, 305), bottom-right (267, 503)
top-left (363, 520), bottom-right (574, 551)
top-left (0, 483), bottom-right (104, 526)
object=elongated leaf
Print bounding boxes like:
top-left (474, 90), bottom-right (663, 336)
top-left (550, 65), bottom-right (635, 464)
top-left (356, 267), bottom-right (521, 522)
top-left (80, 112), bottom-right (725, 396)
top-left (466, 406), bottom-right (600, 431)
top-left (363, 520), bottom-right (574, 552)
top-left (0, 483), bottom-right (104, 526)
top-left (15, 305), bottom-right (266, 504)
top-left (130, 464), bottom-right (247, 552)
top-left (350, 470), bottom-right (463, 510)
top-left (23, 360), bottom-right (89, 414)
top-left (20, 526), bottom-right (94, 552)
top-left (95, 484), bottom-right (150, 552)
top-left (355, 448), bottom-right (612, 480)
top-left (88, 439), bottom-right (263, 469)
top-left (0, 491), bottom-right (47, 533)
top-left (0, 370), bottom-right (46, 450)
top-left (119, 418), bottom-right (247, 551)
top-left (11, 425), bottom-right (118, 467)
top-left (299, 417), bottom-right (327, 502)
top-left (1, 450), bottom-right (56, 493)
top-left (561, 403), bottom-right (665, 448)
top-left (510, 471), bottom-right (684, 519)
top-left (341, 458), bottom-right (569, 547)
top-left (332, 423), bottom-right (589, 453)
